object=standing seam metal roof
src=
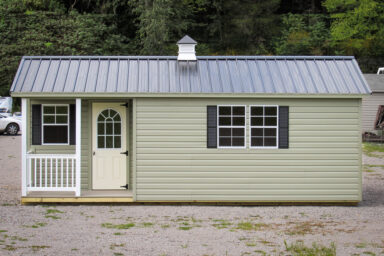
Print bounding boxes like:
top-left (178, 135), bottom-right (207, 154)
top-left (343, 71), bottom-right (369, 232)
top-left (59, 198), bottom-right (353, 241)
top-left (10, 56), bottom-right (371, 94)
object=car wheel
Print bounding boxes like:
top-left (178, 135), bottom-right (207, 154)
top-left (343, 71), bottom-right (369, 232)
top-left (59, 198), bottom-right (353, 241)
top-left (6, 123), bottom-right (19, 135)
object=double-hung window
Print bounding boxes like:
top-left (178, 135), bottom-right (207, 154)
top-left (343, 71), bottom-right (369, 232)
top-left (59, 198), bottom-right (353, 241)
top-left (217, 105), bottom-right (246, 148)
top-left (42, 105), bottom-right (69, 145)
top-left (250, 105), bottom-right (278, 148)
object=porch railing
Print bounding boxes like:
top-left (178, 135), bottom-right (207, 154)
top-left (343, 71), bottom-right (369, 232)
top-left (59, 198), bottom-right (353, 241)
top-left (26, 154), bottom-right (78, 192)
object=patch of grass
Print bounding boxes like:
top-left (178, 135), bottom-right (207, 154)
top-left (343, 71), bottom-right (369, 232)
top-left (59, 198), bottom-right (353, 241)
top-left (356, 242), bottom-right (368, 248)
top-left (181, 244), bottom-right (188, 248)
top-left (71, 248), bottom-right (78, 251)
top-left (114, 232), bottom-right (123, 236)
top-left (178, 226), bottom-right (192, 231)
top-left (10, 236), bottom-right (27, 242)
top-left (0, 230), bottom-right (7, 233)
top-left (237, 222), bottom-right (268, 231)
top-left (45, 209), bottom-right (64, 214)
top-left (110, 243), bottom-right (125, 250)
top-left (160, 224), bottom-right (170, 229)
top-left (363, 165), bottom-right (375, 172)
top-left (142, 222), bottom-right (154, 228)
top-left (237, 222), bottom-right (253, 230)
top-left (45, 215), bottom-right (60, 220)
top-left (253, 250), bottom-right (267, 255)
top-left (30, 245), bottom-right (50, 252)
top-left (363, 252), bottom-right (376, 256)
top-left (191, 217), bottom-right (202, 223)
top-left (2, 245), bottom-right (17, 251)
top-left (1, 203), bottom-right (16, 206)
top-left (212, 219), bottom-right (232, 229)
top-left (114, 253), bottom-right (124, 256)
top-left (363, 143), bottom-right (384, 157)
top-left (284, 240), bottom-right (336, 256)
top-left (258, 240), bottom-right (274, 246)
top-left (25, 222), bottom-right (47, 228)
top-left (245, 242), bottom-right (256, 247)
top-left (101, 223), bottom-right (135, 229)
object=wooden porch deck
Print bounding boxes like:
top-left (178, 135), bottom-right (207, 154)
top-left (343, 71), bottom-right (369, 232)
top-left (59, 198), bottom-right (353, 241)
top-left (21, 190), bottom-right (134, 204)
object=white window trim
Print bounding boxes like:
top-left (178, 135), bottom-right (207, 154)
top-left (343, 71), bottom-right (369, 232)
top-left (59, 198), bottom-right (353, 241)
top-left (96, 108), bottom-right (122, 150)
top-left (41, 104), bottom-right (70, 145)
top-left (249, 105), bottom-right (279, 149)
top-left (217, 105), bottom-right (247, 149)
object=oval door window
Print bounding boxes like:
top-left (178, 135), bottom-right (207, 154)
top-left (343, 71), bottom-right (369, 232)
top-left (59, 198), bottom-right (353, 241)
top-left (97, 109), bottom-right (122, 149)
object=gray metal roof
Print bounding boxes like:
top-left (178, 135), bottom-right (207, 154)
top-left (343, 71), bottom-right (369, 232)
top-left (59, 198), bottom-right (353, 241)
top-left (177, 35), bottom-right (197, 44)
top-left (364, 74), bottom-right (384, 92)
top-left (10, 56), bottom-right (371, 95)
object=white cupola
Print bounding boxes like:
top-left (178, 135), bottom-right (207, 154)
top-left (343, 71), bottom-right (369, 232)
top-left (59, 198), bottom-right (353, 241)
top-left (177, 35), bottom-right (197, 61)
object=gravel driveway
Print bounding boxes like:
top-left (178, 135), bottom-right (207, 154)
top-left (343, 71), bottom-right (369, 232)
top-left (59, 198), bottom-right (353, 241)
top-left (0, 135), bottom-right (383, 255)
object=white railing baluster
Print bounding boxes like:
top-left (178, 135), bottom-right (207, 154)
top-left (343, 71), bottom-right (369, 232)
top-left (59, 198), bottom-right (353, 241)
top-left (61, 158), bottom-right (63, 188)
top-left (45, 157), bottom-right (47, 187)
top-left (28, 157), bottom-right (32, 187)
top-left (71, 159), bottom-right (74, 187)
top-left (34, 159), bottom-right (36, 188)
top-left (39, 158), bottom-right (42, 187)
top-left (66, 158), bottom-right (68, 187)
top-left (50, 158), bottom-right (52, 188)
top-left (55, 158), bottom-right (58, 188)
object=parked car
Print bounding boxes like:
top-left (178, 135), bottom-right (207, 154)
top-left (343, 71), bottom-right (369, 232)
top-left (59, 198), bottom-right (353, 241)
top-left (12, 112), bottom-right (21, 120)
top-left (0, 114), bottom-right (21, 135)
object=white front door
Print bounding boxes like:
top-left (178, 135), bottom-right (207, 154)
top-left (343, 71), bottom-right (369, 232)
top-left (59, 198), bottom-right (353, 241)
top-left (92, 103), bottom-right (127, 189)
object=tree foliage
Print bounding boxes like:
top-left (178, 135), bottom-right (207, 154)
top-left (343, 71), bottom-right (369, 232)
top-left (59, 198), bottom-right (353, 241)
top-left (324, 0), bottom-right (384, 72)
top-left (0, 0), bottom-right (383, 95)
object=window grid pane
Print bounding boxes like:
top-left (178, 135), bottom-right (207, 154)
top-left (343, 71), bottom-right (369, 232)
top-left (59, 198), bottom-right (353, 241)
top-left (250, 106), bottom-right (278, 148)
top-left (42, 105), bottom-right (69, 144)
top-left (96, 108), bottom-right (122, 149)
top-left (218, 106), bottom-right (245, 148)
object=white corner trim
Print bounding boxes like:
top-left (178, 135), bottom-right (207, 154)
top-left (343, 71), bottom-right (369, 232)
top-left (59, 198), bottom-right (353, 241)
top-left (21, 98), bottom-right (27, 196)
top-left (75, 99), bottom-right (81, 197)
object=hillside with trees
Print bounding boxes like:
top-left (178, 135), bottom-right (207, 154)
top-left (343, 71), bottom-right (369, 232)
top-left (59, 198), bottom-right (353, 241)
top-left (0, 0), bottom-right (383, 96)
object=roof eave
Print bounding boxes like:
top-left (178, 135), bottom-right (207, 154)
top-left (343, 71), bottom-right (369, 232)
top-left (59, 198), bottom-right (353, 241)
top-left (10, 92), bottom-right (369, 99)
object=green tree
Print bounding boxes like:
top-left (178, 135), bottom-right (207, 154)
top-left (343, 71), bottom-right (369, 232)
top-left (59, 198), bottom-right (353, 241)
top-left (0, 0), bottom-right (131, 95)
top-left (274, 13), bottom-right (330, 55)
top-left (324, 0), bottom-right (384, 72)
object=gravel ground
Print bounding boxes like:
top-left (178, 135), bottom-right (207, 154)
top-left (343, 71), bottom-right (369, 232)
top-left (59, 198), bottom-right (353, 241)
top-left (0, 136), bottom-right (383, 256)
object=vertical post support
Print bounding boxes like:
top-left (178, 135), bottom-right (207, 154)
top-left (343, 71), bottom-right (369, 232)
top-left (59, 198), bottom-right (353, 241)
top-left (75, 98), bottom-right (81, 197)
top-left (21, 98), bottom-right (28, 197)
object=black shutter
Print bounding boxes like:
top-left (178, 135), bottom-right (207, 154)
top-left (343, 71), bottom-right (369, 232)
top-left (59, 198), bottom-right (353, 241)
top-left (207, 106), bottom-right (217, 148)
top-left (31, 105), bottom-right (42, 145)
top-left (70, 104), bottom-right (76, 145)
top-left (279, 106), bottom-right (289, 149)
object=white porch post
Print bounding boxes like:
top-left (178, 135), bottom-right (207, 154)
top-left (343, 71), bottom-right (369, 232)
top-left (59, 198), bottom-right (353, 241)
top-left (75, 98), bottom-right (81, 197)
top-left (21, 98), bottom-right (27, 197)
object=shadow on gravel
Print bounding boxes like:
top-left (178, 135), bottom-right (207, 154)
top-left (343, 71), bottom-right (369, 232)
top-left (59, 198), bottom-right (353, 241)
top-left (360, 186), bottom-right (384, 207)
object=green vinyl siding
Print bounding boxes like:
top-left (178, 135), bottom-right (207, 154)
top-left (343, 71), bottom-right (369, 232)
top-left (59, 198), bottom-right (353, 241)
top-left (135, 98), bottom-right (362, 202)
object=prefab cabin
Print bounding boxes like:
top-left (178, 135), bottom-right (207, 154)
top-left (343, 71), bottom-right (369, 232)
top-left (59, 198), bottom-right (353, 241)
top-left (10, 36), bottom-right (371, 204)
top-left (362, 74), bottom-right (384, 133)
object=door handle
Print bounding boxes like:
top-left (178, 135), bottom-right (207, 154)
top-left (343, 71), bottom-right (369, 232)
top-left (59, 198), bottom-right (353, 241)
top-left (93, 151), bottom-right (95, 156)
top-left (120, 151), bottom-right (129, 156)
